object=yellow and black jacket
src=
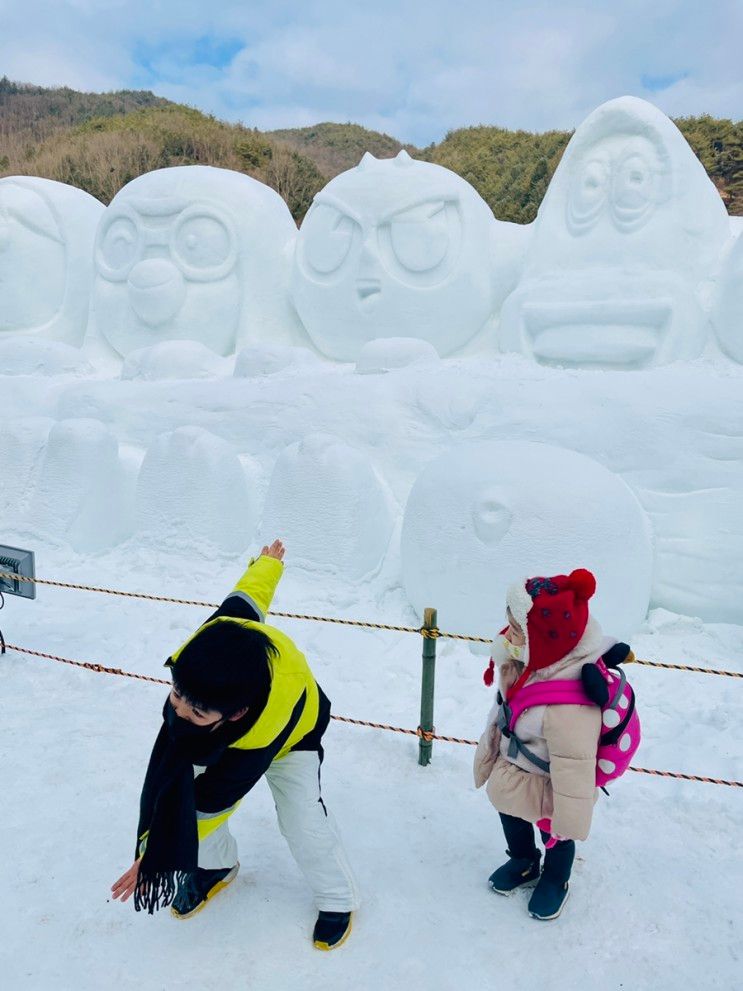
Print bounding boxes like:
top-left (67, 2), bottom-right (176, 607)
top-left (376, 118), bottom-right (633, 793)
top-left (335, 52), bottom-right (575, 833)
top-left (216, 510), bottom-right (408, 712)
top-left (167, 556), bottom-right (330, 844)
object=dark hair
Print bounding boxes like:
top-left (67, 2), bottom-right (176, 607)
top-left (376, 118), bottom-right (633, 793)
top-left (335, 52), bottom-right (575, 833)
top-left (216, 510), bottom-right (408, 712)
top-left (172, 622), bottom-right (276, 716)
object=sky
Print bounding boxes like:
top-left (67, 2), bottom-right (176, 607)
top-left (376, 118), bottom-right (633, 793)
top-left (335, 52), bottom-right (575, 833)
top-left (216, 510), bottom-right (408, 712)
top-left (1, 0), bottom-right (741, 144)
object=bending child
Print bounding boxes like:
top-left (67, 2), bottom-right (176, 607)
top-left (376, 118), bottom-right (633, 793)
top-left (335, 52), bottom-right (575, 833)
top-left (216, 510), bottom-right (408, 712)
top-left (474, 568), bottom-right (635, 920)
top-left (112, 539), bottom-right (360, 950)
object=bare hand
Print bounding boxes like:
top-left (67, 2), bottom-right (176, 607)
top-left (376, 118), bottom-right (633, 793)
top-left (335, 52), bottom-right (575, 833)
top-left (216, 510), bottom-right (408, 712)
top-left (111, 858), bottom-right (142, 903)
top-left (261, 539), bottom-right (285, 561)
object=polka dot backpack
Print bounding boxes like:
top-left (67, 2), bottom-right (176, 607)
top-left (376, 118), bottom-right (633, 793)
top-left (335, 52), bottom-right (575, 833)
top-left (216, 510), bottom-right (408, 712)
top-left (503, 645), bottom-right (641, 790)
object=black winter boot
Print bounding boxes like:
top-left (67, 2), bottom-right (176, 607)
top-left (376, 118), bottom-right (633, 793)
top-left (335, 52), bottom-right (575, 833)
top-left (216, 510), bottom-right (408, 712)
top-left (171, 863), bottom-right (240, 919)
top-left (528, 839), bottom-right (575, 920)
top-left (489, 850), bottom-right (542, 894)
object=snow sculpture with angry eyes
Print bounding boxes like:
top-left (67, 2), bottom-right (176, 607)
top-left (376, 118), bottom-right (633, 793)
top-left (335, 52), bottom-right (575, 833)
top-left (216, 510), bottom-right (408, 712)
top-left (291, 150), bottom-right (525, 361)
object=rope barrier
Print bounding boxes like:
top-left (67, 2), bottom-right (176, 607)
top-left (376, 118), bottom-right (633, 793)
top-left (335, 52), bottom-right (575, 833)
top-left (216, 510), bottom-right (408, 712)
top-left (1, 571), bottom-right (741, 677)
top-left (5, 641), bottom-right (742, 789)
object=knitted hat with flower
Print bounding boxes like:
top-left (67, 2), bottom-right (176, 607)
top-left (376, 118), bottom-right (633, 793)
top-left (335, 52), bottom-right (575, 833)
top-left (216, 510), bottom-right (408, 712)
top-left (507, 568), bottom-right (597, 671)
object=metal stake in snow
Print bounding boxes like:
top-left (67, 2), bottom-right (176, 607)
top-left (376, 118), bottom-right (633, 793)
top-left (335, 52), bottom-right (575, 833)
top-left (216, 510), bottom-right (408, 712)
top-left (418, 608), bottom-right (438, 766)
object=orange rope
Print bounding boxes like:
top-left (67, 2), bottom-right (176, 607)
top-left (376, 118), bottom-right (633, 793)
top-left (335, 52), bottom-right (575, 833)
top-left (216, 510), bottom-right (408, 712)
top-left (1, 571), bottom-right (740, 676)
top-left (5, 642), bottom-right (741, 789)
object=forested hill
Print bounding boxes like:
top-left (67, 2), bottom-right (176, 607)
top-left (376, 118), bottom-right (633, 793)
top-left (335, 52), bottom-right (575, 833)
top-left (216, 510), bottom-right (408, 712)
top-left (1, 78), bottom-right (741, 221)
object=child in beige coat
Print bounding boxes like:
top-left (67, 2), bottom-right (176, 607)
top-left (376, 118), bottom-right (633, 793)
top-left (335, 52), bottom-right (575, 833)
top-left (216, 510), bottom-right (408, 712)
top-left (474, 569), bottom-right (621, 921)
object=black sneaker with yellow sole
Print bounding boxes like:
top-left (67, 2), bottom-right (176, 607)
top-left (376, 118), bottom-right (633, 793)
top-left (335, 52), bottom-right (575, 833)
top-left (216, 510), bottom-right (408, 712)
top-left (312, 911), bottom-right (353, 950)
top-left (171, 863), bottom-right (240, 920)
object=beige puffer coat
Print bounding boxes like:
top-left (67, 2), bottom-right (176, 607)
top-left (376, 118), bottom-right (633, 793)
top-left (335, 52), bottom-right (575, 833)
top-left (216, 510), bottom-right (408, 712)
top-left (474, 618), bottom-right (608, 841)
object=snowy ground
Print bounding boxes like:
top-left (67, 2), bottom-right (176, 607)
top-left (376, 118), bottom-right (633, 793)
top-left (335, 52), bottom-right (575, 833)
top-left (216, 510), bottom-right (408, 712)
top-left (1, 544), bottom-right (741, 990)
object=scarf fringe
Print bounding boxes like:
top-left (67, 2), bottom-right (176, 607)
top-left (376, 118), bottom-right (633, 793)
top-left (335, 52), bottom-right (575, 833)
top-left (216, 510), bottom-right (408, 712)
top-left (134, 869), bottom-right (188, 915)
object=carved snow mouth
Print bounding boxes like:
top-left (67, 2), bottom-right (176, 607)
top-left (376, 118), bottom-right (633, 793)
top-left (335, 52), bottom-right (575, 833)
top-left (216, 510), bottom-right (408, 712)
top-left (523, 299), bottom-right (672, 367)
top-left (357, 279), bottom-right (381, 305)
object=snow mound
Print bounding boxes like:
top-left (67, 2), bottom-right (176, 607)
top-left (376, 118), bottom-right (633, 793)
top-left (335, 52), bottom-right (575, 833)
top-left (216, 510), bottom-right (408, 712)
top-left (711, 233), bottom-right (743, 363)
top-left (135, 426), bottom-right (256, 553)
top-left (28, 418), bottom-right (132, 552)
top-left (234, 344), bottom-right (321, 378)
top-left (262, 433), bottom-right (395, 579)
top-left (121, 341), bottom-right (229, 380)
top-left (0, 417), bottom-right (54, 522)
top-left (355, 337), bottom-right (439, 374)
top-left (401, 441), bottom-right (653, 640)
top-left (0, 338), bottom-right (93, 376)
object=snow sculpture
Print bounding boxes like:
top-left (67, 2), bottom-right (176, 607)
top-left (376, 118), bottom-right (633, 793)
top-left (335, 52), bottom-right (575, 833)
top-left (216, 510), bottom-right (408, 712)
top-left (0, 176), bottom-right (103, 346)
top-left (401, 441), bottom-right (653, 639)
top-left (291, 151), bottom-right (520, 361)
top-left (28, 419), bottom-right (132, 552)
top-left (121, 341), bottom-right (229, 380)
top-left (136, 426), bottom-right (256, 553)
top-left (711, 233), bottom-right (743, 362)
top-left (91, 165), bottom-right (303, 359)
top-left (499, 97), bottom-right (730, 368)
top-left (0, 339), bottom-right (92, 376)
top-left (262, 433), bottom-right (395, 579)
top-left (355, 337), bottom-right (439, 374)
top-left (234, 343), bottom-right (321, 378)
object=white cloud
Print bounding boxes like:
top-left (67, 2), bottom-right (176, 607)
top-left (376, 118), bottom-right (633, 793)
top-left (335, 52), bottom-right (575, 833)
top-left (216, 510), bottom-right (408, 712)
top-left (0, 0), bottom-right (740, 143)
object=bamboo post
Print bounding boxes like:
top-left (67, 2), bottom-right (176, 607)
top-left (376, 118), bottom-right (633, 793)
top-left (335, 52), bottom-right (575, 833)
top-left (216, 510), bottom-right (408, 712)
top-left (418, 607), bottom-right (437, 766)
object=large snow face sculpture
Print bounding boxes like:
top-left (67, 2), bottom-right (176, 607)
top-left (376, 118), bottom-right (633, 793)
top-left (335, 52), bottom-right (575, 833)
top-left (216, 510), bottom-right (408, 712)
top-left (291, 151), bottom-right (508, 361)
top-left (711, 232), bottom-right (743, 363)
top-left (401, 441), bottom-right (653, 640)
top-left (92, 166), bottom-right (301, 358)
top-left (0, 177), bottom-right (103, 345)
top-left (262, 433), bottom-right (395, 579)
top-left (499, 97), bottom-right (730, 368)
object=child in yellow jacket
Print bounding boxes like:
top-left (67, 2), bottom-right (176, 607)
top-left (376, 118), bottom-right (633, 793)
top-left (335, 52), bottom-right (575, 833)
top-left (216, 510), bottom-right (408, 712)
top-left (112, 540), bottom-right (360, 950)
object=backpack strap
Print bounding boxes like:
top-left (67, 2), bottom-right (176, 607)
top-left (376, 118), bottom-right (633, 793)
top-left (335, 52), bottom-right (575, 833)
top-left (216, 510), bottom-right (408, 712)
top-left (506, 679), bottom-right (593, 729)
top-left (498, 679), bottom-right (594, 775)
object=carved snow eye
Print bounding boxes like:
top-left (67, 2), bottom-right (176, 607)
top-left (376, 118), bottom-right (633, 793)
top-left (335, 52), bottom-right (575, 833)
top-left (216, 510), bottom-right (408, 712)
top-left (99, 216), bottom-right (140, 278)
top-left (302, 203), bottom-right (360, 276)
top-left (379, 200), bottom-right (461, 284)
top-left (472, 490), bottom-right (512, 544)
top-left (611, 152), bottom-right (657, 231)
top-left (567, 159), bottom-right (609, 233)
top-left (172, 213), bottom-right (235, 278)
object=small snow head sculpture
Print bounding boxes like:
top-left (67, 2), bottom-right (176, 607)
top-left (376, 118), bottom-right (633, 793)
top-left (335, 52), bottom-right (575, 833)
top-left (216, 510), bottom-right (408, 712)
top-left (499, 97), bottom-right (730, 368)
top-left (92, 166), bottom-right (300, 358)
top-left (0, 177), bottom-right (102, 344)
top-left (291, 151), bottom-right (500, 360)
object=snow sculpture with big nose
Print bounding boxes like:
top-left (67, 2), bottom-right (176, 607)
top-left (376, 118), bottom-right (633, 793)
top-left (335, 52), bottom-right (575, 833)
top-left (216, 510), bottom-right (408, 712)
top-left (499, 97), bottom-right (730, 368)
top-left (91, 165), bottom-right (303, 358)
top-left (0, 176), bottom-right (102, 345)
top-left (291, 151), bottom-right (522, 361)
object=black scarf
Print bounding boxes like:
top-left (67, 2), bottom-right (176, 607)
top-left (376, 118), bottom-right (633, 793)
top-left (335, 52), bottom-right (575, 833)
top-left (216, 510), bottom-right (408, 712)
top-left (134, 700), bottom-right (249, 914)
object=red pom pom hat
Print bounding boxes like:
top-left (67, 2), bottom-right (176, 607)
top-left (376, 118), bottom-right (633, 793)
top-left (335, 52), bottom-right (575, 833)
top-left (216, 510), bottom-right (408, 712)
top-left (506, 568), bottom-right (597, 672)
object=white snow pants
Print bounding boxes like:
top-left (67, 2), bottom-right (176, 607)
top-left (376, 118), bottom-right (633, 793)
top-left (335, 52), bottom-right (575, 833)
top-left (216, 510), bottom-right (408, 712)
top-left (196, 750), bottom-right (360, 912)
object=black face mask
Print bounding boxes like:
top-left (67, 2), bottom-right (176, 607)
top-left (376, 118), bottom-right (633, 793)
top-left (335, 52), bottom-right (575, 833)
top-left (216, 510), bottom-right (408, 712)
top-left (164, 699), bottom-right (224, 744)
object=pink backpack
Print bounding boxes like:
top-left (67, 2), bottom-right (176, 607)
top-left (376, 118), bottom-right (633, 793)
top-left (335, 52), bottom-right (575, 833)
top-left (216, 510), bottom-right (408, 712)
top-left (498, 656), bottom-right (641, 790)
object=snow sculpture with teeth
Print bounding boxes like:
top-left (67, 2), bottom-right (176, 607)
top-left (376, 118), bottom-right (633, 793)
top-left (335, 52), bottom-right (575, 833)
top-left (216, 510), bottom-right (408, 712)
top-left (291, 151), bottom-right (523, 361)
top-left (91, 165), bottom-right (303, 358)
top-left (401, 441), bottom-right (653, 640)
top-left (0, 176), bottom-right (103, 346)
top-left (499, 97), bottom-right (730, 368)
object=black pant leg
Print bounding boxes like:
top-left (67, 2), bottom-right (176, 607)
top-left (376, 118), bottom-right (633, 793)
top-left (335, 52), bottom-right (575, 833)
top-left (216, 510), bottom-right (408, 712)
top-left (499, 813), bottom-right (539, 859)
